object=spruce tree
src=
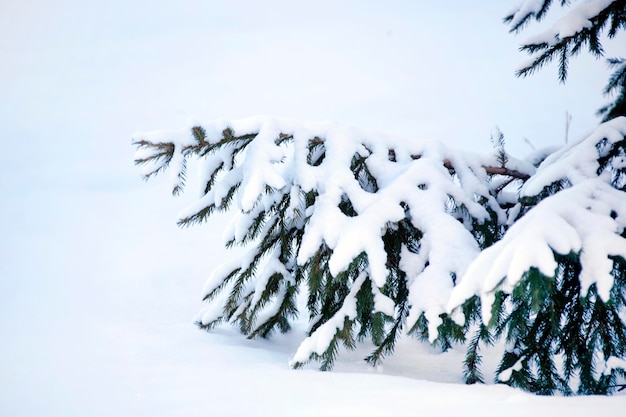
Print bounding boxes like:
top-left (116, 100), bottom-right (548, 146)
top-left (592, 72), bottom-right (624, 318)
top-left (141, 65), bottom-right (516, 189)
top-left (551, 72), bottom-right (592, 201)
top-left (133, 118), bottom-right (532, 370)
top-left (132, 1), bottom-right (626, 396)
top-left (448, 118), bottom-right (626, 394)
top-left (443, 1), bottom-right (626, 395)
top-left (598, 57), bottom-right (626, 121)
top-left (505, 0), bottom-right (626, 120)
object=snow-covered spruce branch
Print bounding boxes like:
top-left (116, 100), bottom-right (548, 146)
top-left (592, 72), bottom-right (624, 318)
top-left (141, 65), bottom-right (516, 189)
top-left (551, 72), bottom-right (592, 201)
top-left (387, 149), bottom-right (531, 181)
top-left (132, 117), bottom-right (537, 369)
top-left (505, 0), bottom-right (625, 81)
top-left (133, 116), bottom-right (626, 393)
top-left (448, 117), bottom-right (626, 395)
top-left (598, 57), bottom-right (626, 121)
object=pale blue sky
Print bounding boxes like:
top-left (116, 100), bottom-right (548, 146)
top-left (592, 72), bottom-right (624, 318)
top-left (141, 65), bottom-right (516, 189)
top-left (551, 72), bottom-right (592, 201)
top-left (1, 0), bottom-right (624, 187)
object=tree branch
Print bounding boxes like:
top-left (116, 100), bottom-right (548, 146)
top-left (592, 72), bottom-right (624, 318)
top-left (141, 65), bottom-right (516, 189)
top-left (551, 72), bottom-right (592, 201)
top-left (386, 150), bottom-right (530, 181)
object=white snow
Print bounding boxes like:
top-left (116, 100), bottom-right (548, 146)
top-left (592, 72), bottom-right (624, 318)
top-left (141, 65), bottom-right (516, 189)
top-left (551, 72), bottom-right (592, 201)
top-left (290, 272), bottom-right (368, 365)
top-left (373, 286), bottom-right (397, 317)
top-left (138, 117), bottom-right (531, 347)
top-left (449, 177), bottom-right (626, 322)
top-left (499, 358), bottom-right (524, 382)
top-left (3, 180), bottom-right (624, 416)
top-left (522, 118), bottom-right (626, 197)
top-left (515, 0), bottom-right (616, 46)
top-left (603, 357), bottom-right (626, 375)
top-left (136, 116), bottom-right (626, 360)
top-left (448, 118), bottom-right (626, 321)
top-left (506, 0), bottom-right (547, 29)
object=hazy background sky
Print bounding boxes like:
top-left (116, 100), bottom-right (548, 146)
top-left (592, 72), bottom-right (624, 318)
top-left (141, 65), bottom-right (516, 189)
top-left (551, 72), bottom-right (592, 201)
top-left (2, 0), bottom-right (625, 186)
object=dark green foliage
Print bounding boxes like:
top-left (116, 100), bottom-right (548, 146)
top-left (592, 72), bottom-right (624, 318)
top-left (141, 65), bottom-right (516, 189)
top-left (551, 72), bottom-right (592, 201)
top-left (351, 152), bottom-right (379, 193)
top-left (503, 0), bottom-right (555, 32)
top-left (308, 252), bottom-right (366, 335)
top-left (469, 203), bottom-right (505, 250)
top-left (463, 323), bottom-right (492, 384)
top-left (133, 140), bottom-right (176, 179)
top-left (507, 0), bottom-right (626, 82)
top-left (306, 317), bottom-right (356, 372)
top-left (247, 281), bottom-right (299, 339)
top-left (295, 223), bottom-right (416, 370)
top-left (490, 127), bottom-right (508, 168)
top-left (161, 128), bottom-right (306, 339)
top-left (462, 253), bottom-right (626, 395)
top-left (598, 58), bottom-right (626, 122)
top-left (364, 223), bottom-right (413, 365)
top-left (134, 122), bottom-right (524, 372)
top-left (597, 136), bottom-right (626, 189)
top-left (506, 1), bottom-right (626, 123)
top-left (460, 293), bottom-right (503, 385)
top-left (517, 179), bottom-right (571, 217)
top-left (338, 194), bottom-right (358, 217)
top-left (461, 125), bottom-right (626, 395)
top-left (355, 278), bottom-right (386, 345)
top-left (292, 251), bottom-right (374, 370)
top-left (307, 138), bottom-right (326, 166)
top-left (432, 315), bottom-right (467, 352)
top-left (134, 118), bottom-right (626, 395)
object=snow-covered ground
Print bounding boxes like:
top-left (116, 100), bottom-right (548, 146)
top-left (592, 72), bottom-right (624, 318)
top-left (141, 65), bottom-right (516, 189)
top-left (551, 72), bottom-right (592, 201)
top-left (1, 173), bottom-right (625, 416)
top-left (2, 1), bottom-right (626, 415)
